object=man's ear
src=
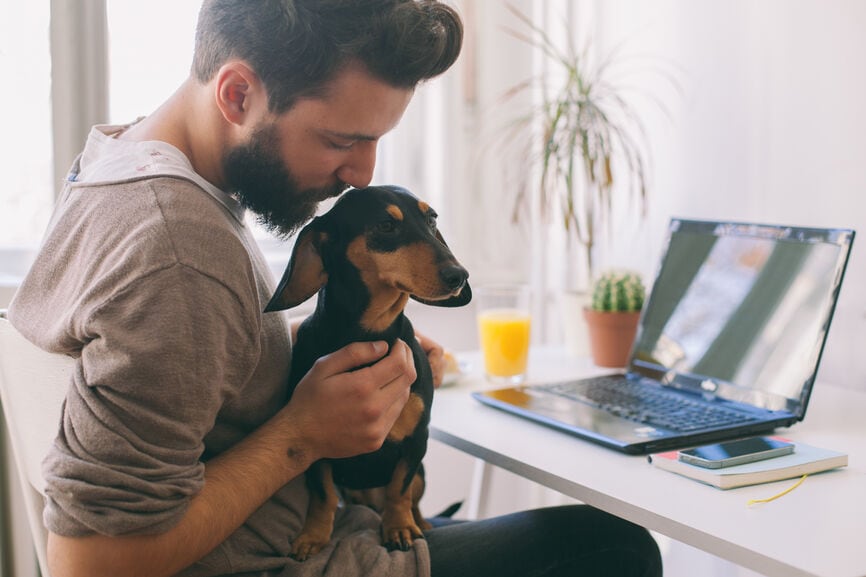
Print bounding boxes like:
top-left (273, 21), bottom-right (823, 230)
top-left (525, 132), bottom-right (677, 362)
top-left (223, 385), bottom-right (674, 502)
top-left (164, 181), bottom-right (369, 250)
top-left (265, 220), bottom-right (329, 312)
top-left (214, 61), bottom-right (263, 126)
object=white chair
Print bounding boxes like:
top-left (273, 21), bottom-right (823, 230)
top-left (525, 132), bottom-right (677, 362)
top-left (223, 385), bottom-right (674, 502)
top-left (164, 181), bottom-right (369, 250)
top-left (0, 310), bottom-right (74, 577)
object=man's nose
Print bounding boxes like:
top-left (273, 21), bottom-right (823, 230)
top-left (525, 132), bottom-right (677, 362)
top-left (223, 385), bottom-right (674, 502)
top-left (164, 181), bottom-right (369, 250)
top-left (336, 141), bottom-right (377, 189)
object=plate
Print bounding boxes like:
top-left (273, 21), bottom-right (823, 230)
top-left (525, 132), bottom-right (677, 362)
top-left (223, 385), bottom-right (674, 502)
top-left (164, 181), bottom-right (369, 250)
top-left (439, 358), bottom-right (470, 388)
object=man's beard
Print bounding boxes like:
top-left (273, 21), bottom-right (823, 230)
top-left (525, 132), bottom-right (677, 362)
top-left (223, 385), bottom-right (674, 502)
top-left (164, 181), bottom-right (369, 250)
top-left (223, 124), bottom-right (348, 238)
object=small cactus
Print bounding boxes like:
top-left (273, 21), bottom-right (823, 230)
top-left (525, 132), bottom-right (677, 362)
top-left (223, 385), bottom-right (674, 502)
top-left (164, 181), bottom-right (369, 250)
top-left (590, 271), bottom-right (645, 313)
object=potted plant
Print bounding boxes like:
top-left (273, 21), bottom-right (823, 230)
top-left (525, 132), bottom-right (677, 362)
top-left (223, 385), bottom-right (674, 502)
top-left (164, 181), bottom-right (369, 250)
top-left (502, 4), bottom-right (656, 284)
top-left (583, 270), bottom-right (645, 367)
top-left (499, 5), bottom-right (675, 355)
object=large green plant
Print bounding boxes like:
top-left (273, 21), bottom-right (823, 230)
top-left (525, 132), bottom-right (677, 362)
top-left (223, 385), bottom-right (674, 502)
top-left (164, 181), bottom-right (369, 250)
top-left (503, 5), bottom-right (674, 280)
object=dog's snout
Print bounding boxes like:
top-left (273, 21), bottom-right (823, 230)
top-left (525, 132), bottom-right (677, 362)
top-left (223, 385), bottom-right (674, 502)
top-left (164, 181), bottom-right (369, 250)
top-left (440, 264), bottom-right (468, 292)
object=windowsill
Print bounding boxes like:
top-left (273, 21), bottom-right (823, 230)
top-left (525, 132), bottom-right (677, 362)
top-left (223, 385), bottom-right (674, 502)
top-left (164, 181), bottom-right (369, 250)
top-left (0, 245), bottom-right (37, 283)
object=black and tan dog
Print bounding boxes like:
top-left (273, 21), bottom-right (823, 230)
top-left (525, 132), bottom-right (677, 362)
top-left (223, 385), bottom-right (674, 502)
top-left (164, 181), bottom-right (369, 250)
top-left (265, 185), bottom-right (471, 560)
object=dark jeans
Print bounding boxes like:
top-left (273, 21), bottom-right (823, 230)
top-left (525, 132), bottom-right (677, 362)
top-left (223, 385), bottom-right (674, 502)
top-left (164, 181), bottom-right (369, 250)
top-left (425, 505), bottom-right (662, 577)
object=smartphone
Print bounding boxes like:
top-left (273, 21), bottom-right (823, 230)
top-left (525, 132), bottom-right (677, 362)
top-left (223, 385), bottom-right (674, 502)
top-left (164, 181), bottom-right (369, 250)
top-left (677, 436), bottom-right (795, 469)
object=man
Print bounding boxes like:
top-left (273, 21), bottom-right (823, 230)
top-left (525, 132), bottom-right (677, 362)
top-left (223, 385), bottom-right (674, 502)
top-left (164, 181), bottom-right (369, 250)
top-left (9, 1), bottom-right (662, 576)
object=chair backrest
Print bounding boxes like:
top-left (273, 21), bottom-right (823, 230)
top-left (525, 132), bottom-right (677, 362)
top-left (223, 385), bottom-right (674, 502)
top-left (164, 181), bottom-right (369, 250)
top-left (0, 310), bottom-right (74, 577)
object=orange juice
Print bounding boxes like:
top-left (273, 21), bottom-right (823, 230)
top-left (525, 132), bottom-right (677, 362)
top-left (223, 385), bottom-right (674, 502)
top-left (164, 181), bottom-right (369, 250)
top-left (478, 308), bottom-right (531, 379)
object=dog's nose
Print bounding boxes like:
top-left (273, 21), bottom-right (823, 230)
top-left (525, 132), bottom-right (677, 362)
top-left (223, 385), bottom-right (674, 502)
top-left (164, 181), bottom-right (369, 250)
top-left (440, 264), bottom-right (469, 292)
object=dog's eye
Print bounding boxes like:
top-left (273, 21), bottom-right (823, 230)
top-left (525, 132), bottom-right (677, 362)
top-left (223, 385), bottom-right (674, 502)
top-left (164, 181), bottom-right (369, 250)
top-left (426, 213), bottom-right (438, 230)
top-left (376, 219), bottom-right (397, 233)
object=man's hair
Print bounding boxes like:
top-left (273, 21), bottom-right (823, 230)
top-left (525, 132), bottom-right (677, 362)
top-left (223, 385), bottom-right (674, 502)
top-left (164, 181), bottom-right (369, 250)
top-left (192, 0), bottom-right (463, 112)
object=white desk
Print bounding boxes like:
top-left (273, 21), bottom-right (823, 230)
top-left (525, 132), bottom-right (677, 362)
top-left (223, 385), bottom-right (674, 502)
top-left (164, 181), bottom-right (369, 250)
top-left (430, 348), bottom-right (866, 577)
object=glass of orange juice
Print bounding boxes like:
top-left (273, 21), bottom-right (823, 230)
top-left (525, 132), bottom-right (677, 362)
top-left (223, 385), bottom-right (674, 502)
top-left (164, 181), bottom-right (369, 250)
top-left (476, 285), bottom-right (531, 384)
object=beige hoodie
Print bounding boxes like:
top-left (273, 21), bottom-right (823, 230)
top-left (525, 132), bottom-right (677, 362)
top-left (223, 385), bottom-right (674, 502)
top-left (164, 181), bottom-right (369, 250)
top-left (9, 124), bottom-right (430, 577)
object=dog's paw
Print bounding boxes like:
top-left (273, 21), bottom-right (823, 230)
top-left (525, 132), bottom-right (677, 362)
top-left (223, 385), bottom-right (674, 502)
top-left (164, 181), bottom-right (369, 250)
top-left (383, 522), bottom-right (425, 551)
top-left (290, 534), bottom-right (328, 562)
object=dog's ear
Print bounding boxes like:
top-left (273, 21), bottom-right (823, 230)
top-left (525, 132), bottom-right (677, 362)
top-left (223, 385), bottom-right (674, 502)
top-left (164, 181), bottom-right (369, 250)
top-left (264, 220), bottom-right (328, 312)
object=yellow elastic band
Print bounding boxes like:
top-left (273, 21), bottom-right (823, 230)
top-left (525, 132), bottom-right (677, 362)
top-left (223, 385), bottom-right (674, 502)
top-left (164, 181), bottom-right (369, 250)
top-left (747, 475), bottom-right (808, 506)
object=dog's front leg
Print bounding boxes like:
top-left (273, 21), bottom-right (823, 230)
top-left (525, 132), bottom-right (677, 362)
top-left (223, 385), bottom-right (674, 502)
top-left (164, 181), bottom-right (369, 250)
top-left (381, 460), bottom-right (426, 551)
top-left (292, 461), bottom-right (339, 561)
top-left (409, 469), bottom-right (433, 532)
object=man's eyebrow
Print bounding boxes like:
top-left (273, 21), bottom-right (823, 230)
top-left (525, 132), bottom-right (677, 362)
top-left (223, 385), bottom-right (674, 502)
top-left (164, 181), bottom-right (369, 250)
top-left (321, 129), bottom-right (378, 142)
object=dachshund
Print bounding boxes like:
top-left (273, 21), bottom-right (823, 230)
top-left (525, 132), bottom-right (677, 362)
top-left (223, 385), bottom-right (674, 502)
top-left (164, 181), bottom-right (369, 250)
top-left (265, 185), bottom-right (471, 560)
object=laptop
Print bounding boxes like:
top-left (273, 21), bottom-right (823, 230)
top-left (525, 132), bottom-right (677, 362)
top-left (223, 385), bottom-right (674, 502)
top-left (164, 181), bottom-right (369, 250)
top-left (473, 218), bottom-right (855, 454)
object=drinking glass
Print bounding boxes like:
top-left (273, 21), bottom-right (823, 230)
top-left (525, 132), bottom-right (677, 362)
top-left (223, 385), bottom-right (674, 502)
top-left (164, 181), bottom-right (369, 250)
top-left (476, 285), bottom-right (532, 384)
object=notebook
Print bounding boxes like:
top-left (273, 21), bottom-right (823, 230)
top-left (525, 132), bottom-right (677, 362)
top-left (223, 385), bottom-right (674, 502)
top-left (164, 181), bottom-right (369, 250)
top-left (473, 218), bottom-right (855, 454)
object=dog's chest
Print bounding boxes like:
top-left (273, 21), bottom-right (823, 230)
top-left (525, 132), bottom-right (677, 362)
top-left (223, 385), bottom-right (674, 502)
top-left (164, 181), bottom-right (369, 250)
top-left (287, 317), bottom-right (433, 488)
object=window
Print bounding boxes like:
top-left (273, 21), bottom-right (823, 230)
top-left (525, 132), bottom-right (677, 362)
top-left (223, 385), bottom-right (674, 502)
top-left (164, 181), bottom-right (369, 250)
top-left (0, 2), bottom-right (458, 252)
top-left (0, 4), bottom-right (53, 247)
top-left (107, 1), bottom-right (199, 123)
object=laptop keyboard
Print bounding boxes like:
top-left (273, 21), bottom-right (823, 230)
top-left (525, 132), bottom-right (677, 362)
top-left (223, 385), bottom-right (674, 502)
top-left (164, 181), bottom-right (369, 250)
top-left (537, 376), bottom-right (759, 432)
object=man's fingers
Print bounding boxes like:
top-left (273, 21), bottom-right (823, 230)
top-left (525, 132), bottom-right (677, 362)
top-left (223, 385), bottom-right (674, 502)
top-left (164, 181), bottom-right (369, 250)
top-left (314, 340), bottom-right (389, 375)
top-left (289, 339), bottom-right (419, 460)
top-left (416, 332), bottom-right (445, 388)
top-left (369, 339), bottom-right (415, 391)
top-left (310, 340), bottom-right (415, 407)
top-left (427, 345), bottom-right (445, 388)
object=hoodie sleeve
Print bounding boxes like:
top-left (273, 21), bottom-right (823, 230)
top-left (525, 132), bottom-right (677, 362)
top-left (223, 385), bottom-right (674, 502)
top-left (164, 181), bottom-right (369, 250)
top-left (41, 262), bottom-right (260, 536)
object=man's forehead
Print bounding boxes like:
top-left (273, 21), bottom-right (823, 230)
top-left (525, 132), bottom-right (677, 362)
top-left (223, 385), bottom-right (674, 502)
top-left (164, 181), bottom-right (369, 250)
top-left (291, 67), bottom-right (414, 136)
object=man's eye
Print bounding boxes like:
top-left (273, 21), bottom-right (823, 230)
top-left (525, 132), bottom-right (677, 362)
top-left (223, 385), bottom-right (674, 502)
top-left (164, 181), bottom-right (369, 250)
top-left (376, 220), bottom-right (397, 233)
top-left (328, 140), bottom-right (355, 151)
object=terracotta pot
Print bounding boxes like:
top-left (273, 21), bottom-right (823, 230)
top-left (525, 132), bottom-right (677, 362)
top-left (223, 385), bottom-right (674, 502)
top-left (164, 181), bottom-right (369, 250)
top-left (582, 308), bottom-right (641, 368)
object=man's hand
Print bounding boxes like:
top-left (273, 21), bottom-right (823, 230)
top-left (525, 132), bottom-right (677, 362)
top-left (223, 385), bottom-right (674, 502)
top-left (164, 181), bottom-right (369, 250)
top-left (415, 331), bottom-right (445, 388)
top-left (285, 338), bottom-right (417, 459)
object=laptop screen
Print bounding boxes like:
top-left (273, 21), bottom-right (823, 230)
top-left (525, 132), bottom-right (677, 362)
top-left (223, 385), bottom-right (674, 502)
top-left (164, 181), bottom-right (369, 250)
top-left (630, 219), bottom-right (854, 417)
